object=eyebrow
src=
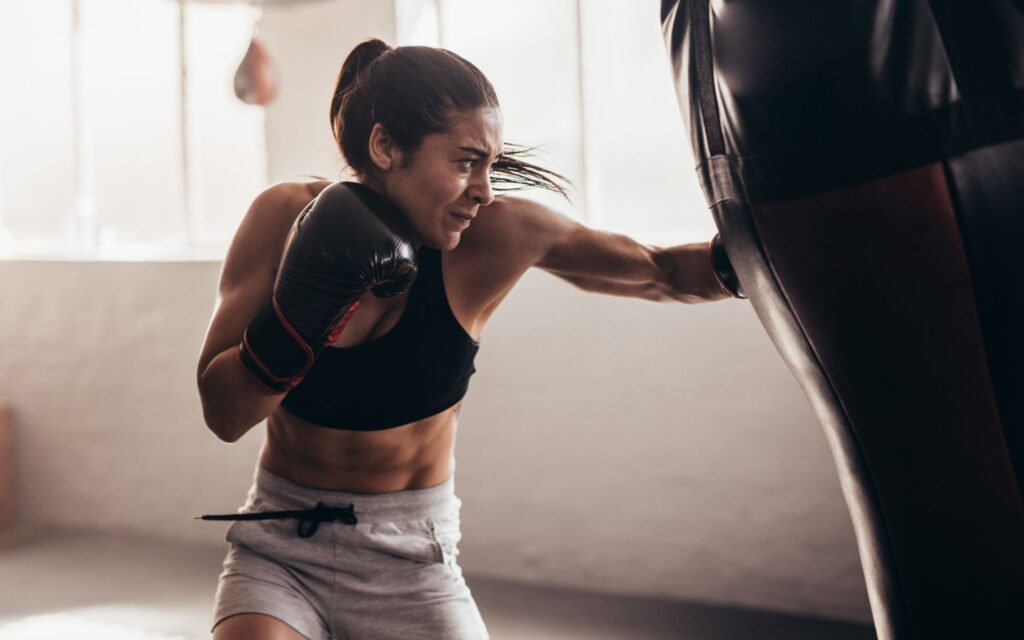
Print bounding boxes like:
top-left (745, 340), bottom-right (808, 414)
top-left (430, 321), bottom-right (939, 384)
top-left (457, 146), bottom-right (498, 159)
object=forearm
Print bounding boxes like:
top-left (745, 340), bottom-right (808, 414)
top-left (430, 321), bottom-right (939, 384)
top-left (549, 236), bottom-right (729, 303)
top-left (651, 241), bottom-right (733, 303)
top-left (556, 270), bottom-right (674, 301)
top-left (198, 346), bottom-right (286, 442)
top-left (531, 202), bottom-right (733, 302)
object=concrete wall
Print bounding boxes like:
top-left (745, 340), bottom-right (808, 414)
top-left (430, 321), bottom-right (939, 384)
top-left (0, 259), bottom-right (869, 623)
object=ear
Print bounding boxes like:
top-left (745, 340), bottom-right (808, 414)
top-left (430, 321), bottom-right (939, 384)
top-left (368, 123), bottom-right (403, 172)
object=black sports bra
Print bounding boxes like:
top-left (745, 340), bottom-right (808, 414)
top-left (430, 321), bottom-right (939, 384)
top-left (279, 245), bottom-right (480, 430)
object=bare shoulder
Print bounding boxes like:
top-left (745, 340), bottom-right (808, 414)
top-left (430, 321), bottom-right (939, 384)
top-left (244, 181), bottom-right (317, 227)
top-left (251, 179), bottom-right (332, 224)
top-left (220, 181), bottom-right (327, 289)
top-left (470, 193), bottom-right (568, 232)
top-left (444, 193), bottom-right (582, 321)
top-left (459, 193), bottom-right (577, 264)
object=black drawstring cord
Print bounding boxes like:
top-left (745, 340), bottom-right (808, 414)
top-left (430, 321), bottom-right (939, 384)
top-left (195, 501), bottom-right (358, 538)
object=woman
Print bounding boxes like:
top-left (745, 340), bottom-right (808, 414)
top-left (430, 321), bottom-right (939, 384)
top-left (197, 38), bottom-right (737, 640)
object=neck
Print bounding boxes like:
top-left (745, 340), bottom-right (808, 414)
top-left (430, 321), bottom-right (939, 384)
top-left (351, 176), bottom-right (421, 247)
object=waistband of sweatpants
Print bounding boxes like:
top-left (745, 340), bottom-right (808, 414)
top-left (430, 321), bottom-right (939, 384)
top-left (250, 464), bottom-right (459, 523)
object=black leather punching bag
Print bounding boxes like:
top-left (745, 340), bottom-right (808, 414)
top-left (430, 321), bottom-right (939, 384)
top-left (660, 1), bottom-right (1024, 638)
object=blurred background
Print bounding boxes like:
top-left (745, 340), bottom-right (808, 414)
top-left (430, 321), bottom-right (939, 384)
top-left (0, 0), bottom-right (874, 638)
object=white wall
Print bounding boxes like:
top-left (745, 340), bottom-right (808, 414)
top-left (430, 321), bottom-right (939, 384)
top-left (0, 259), bottom-right (869, 623)
top-left (458, 274), bottom-right (870, 621)
top-left (259, 0), bottom-right (396, 184)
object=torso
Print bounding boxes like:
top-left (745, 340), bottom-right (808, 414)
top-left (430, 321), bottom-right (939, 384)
top-left (259, 181), bottom-right (531, 493)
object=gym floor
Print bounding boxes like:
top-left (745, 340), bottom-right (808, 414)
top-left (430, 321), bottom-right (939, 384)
top-left (0, 526), bottom-right (875, 640)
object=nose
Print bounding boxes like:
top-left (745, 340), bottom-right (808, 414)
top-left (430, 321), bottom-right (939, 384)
top-left (466, 173), bottom-right (494, 207)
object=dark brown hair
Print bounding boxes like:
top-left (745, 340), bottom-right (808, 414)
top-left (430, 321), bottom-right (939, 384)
top-left (330, 39), bottom-right (570, 199)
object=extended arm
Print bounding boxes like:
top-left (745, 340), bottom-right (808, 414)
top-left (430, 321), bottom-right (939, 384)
top-left (505, 196), bottom-right (736, 303)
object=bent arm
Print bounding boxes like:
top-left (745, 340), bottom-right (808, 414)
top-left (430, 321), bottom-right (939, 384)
top-left (196, 184), bottom-right (307, 442)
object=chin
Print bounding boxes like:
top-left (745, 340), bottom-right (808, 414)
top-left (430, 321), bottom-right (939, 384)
top-left (441, 233), bottom-right (463, 251)
top-left (417, 231), bottom-right (458, 251)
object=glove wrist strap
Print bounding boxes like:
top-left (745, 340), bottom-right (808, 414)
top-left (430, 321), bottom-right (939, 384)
top-left (710, 234), bottom-right (747, 299)
top-left (237, 301), bottom-right (317, 393)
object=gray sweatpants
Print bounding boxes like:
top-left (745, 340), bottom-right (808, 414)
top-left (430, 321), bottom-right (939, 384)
top-left (211, 465), bottom-right (489, 640)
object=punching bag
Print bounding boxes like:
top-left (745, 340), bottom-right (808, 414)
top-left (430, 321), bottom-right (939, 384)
top-left (234, 35), bottom-right (277, 106)
top-left (660, 1), bottom-right (1024, 638)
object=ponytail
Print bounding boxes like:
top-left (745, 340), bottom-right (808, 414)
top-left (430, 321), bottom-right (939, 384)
top-left (330, 38), bottom-right (391, 153)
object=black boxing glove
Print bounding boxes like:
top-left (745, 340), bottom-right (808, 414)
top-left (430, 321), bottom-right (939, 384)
top-left (237, 182), bottom-right (417, 393)
top-left (709, 233), bottom-right (746, 299)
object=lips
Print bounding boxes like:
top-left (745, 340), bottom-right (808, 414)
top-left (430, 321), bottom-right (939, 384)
top-left (450, 211), bottom-right (475, 228)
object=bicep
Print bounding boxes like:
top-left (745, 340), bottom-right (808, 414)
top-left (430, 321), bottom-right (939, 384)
top-left (196, 277), bottom-right (271, 381)
top-left (196, 185), bottom-right (302, 377)
top-left (486, 195), bottom-right (593, 275)
top-left (532, 215), bottom-right (656, 285)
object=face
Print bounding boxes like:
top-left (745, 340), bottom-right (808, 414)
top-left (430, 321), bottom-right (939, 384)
top-left (371, 107), bottom-right (503, 250)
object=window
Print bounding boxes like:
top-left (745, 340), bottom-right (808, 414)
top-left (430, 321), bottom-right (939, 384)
top-left (0, 0), bottom-right (266, 260)
top-left (0, 1), bottom-right (75, 257)
top-left (1, 1), bottom-right (713, 260)
top-left (399, 0), bottom-right (714, 244)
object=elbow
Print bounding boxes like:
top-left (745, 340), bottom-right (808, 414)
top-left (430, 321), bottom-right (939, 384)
top-left (199, 396), bottom-right (240, 443)
top-left (203, 408), bottom-right (244, 444)
top-left (197, 373), bottom-right (244, 443)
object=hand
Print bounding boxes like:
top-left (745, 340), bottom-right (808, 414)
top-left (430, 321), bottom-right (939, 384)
top-left (709, 234), bottom-right (746, 299)
top-left (238, 182), bottom-right (418, 393)
top-left (653, 238), bottom-right (738, 303)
